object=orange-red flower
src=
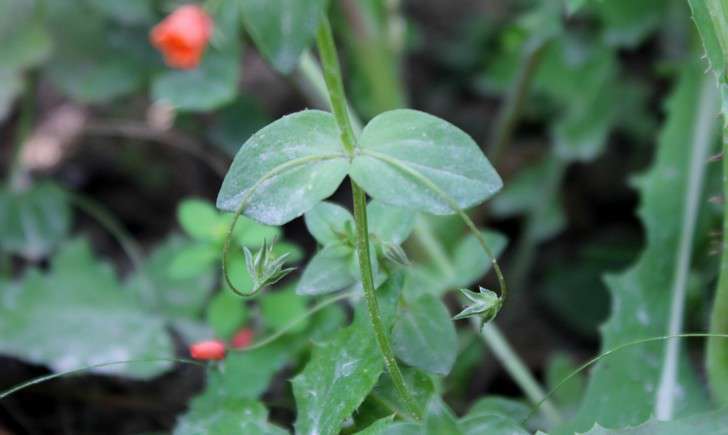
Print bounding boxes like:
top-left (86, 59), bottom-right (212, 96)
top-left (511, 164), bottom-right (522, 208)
top-left (231, 328), bottom-right (254, 349)
top-left (150, 5), bottom-right (213, 70)
top-left (189, 340), bottom-right (226, 360)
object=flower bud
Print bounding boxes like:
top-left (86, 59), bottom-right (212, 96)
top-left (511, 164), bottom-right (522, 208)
top-left (189, 339), bottom-right (226, 360)
top-left (150, 5), bottom-right (213, 70)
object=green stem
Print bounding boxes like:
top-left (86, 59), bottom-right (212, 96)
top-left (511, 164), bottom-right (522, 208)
top-left (708, 121), bottom-right (728, 406)
top-left (315, 14), bottom-right (421, 420)
top-left (488, 39), bottom-right (547, 165)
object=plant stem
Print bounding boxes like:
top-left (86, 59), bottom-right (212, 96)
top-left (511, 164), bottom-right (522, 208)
top-left (708, 105), bottom-right (728, 406)
top-left (315, 14), bottom-right (422, 420)
top-left (488, 39), bottom-right (547, 166)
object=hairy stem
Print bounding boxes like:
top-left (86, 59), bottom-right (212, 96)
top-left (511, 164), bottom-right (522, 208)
top-left (315, 14), bottom-right (421, 419)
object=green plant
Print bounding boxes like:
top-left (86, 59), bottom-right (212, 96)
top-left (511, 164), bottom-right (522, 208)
top-left (4, 1), bottom-right (728, 434)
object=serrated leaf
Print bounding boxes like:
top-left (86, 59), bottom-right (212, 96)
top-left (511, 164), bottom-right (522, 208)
top-left (217, 110), bottom-right (349, 225)
top-left (0, 182), bottom-right (71, 260)
top-left (579, 409), bottom-right (728, 435)
top-left (557, 64), bottom-right (717, 433)
top-left (392, 294), bottom-right (457, 376)
top-left (304, 201), bottom-right (354, 246)
top-left (292, 315), bottom-right (383, 435)
top-left (174, 398), bottom-right (287, 435)
top-left (0, 239), bottom-right (174, 378)
top-left (296, 243), bottom-right (357, 295)
top-left (350, 109), bottom-right (502, 215)
top-left (240, 0), bottom-right (328, 73)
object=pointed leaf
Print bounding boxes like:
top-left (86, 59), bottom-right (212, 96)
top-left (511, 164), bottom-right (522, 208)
top-left (392, 294), bottom-right (457, 375)
top-left (217, 110), bottom-right (349, 225)
top-left (304, 201), bottom-right (354, 245)
top-left (297, 243), bottom-right (357, 295)
top-left (350, 109), bottom-right (502, 215)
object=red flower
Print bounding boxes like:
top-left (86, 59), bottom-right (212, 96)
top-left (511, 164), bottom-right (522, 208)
top-left (231, 328), bottom-right (254, 349)
top-left (150, 5), bottom-right (213, 70)
top-left (189, 340), bottom-right (226, 360)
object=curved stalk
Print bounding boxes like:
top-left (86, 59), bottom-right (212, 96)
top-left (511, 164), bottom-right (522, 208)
top-left (315, 14), bottom-right (422, 419)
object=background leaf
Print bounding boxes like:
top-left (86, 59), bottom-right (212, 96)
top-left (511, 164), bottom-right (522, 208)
top-left (240, 0), bottom-right (329, 73)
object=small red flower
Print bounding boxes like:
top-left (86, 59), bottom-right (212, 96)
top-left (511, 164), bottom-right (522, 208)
top-left (189, 340), bottom-right (226, 360)
top-left (231, 328), bottom-right (254, 349)
top-left (150, 4), bottom-right (213, 70)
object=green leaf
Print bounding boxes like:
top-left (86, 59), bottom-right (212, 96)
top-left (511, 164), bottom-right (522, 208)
top-left (87, 0), bottom-right (154, 25)
top-left (688, 0), bottom-right (725, 78)
top-left (304, 201), bottom-right (354, 245)
top-left (581, 409), bottom-right (728, 435)
top-left (174, 398), bottom-right (287, 435)
top-left (0, 239), bottom-right (174, 379)
top-left (464, 396), bottom-right (531, 423)
top-left (0, 10), bottom-right (50, 72)
top-left (297, 243), bottom-right (357, 295)
top-left (168, 243), bottom-right (219, 279)
top-left (205, 339), bottom-right (295, 399)
top-left (0, 182), bottom-right (71, 260)
top-left (292, 315), bottom-right (383, 435)
top-left (152, 49), bottom-right (241, 112)
top-left (424, 398), bottom-right (463, 435)
top-left (557, 64), bottom-right (716, 433)
top-left (127, 236), bottom-right (215, 321)
top-left (392, 294), bottom-right (457, 376)
top-left (594, 0), bottom-right (663, 48)
top-left (350, 109), bottom-right (502, 215)
top-left (355, 416), bottom-right (396, 435)
top-left (207, 289), bottom-right (249, 339)
top-left (0, 71), bottom-right (23, 122)
top-left (178, 199), bottom-right (224, 242)
top-left (240, 0), bottom-right (328, 73)
top-left (260, 286), bottom-right (308, 333)
top-left (367, 200), bottom-right (415, 245)
top-left (217, 110), bottom-right (349, 225)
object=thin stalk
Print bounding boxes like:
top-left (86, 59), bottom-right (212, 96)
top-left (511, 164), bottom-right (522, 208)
top-left (412, 223), bottom-right (561, 424)
top-left (708, 113), bottom-right (728, 406)
top-left (702, 0), bottom-right (728, 406)
top-left (315, 14), bottom-right (421, 420)
top-left (488, 39), bottom-right (548, 166)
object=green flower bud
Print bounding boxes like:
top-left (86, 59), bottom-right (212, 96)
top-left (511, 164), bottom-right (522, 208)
top-left (453, 287), bottom-right (503, 323)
